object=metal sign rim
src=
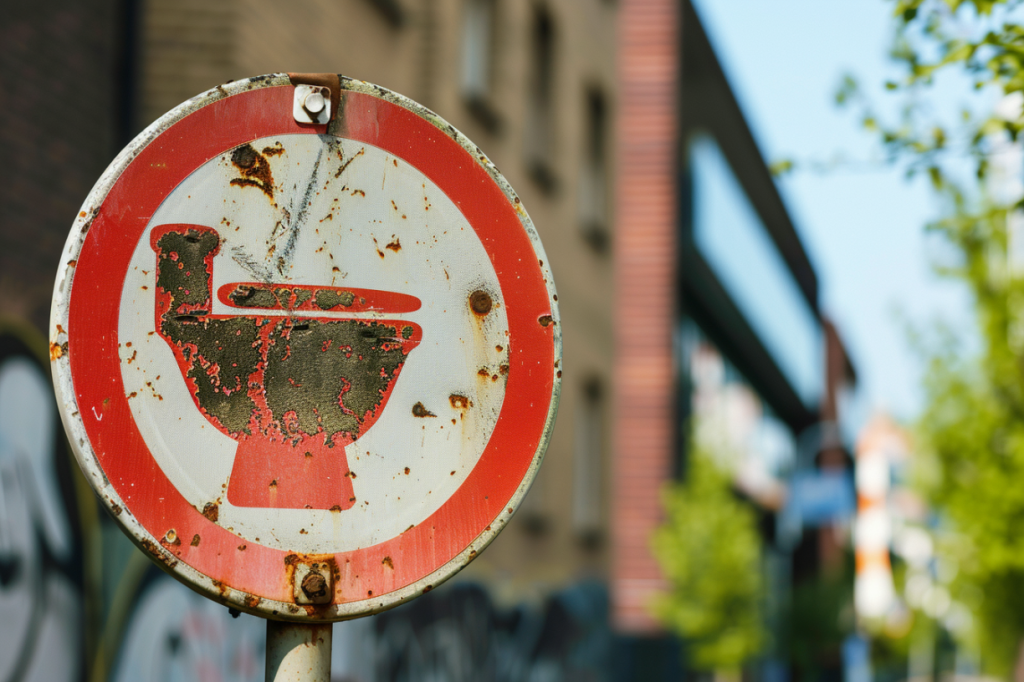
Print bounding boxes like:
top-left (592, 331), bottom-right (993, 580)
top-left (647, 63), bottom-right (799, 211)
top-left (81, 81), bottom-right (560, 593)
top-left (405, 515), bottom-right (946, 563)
top-left (49, 74), bottom-right (561, 621)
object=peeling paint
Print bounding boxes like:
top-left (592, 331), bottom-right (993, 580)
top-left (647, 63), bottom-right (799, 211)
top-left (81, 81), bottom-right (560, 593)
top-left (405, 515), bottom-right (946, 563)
top-left (152, 224), bottom-right (422, 509)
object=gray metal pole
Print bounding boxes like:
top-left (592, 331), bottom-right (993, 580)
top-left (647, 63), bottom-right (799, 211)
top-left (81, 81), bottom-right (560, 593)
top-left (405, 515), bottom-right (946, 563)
top-left (266, 620), bottom-right (332, 682)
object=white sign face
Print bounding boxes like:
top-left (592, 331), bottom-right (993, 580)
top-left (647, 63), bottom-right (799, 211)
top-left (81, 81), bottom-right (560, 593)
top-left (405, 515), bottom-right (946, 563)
top-left (118, 134), bottom-right (508, 553)
top-left (52, 74), bottom-right (560, 620)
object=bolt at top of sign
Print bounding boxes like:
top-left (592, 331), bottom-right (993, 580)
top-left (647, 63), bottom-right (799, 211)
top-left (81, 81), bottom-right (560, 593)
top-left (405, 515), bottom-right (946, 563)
top-left (294, 84), bottom-right (331, 124)
top-left (304, 90), bottom-right (326, 113)
top-left (50, 73), bottom-right (560, 622)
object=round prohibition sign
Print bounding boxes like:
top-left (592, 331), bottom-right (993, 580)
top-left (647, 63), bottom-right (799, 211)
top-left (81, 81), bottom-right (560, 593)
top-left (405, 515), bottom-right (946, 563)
top-left (51, 74), bottom-right (561, 621)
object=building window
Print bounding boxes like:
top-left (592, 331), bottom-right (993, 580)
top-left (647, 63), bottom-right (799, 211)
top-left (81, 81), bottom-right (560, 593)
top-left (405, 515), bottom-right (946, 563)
top-left (573, 378), bottom-right (604, 544)
top-left (365, 0), bottom-right (407, 27)
top-left (679, 318), bottom-right (795, 510)
top-left (460, 0), bottom-right (501, 131)
top-left (579, 88), bottom-right (609, 251)
top-left (687, 133), bottom-right (823, 407)
top-left (525, 6), bottom-right (558, 192)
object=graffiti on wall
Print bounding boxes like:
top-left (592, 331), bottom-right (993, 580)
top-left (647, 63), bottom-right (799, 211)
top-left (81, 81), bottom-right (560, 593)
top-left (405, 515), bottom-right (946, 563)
top-left (373, 582), bottom-right (611, 682)
top-left (112, 569), bottom-right (265, 682)
top-left (0, 327), bottom-right (86, 682)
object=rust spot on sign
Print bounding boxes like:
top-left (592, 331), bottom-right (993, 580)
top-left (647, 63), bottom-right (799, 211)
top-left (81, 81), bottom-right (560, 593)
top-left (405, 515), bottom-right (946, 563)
top-left (191, 534), bottom-right (201, 547)
top-left (140, 538), bottom-right (178, 568)
top-left (49, 341), bottom-right (67, 361)
top-left (469, 290), bottom-right (492, 316)
top-left (385, 237), bottom-right (401, 252)
top-left (334, 148), bottom-right (365, 178)
top-left (538, 315), bottom-right (554, 327)
top-left (230, 144), bottom-right (276, 199)
top-left (449, 394), bottom-right (472, 409)
top-left (381, 556), bottom-right (394, 569)
top-left (202, 502), bottom-right (219, 522)
top-left (412, 402), bottom-right (435, 418)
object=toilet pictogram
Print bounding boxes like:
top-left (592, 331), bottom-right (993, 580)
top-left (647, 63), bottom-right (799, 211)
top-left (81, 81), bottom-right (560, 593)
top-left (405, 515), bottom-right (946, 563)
top-left (51, 74), bottom-right (560, 622)
top-left (151, 224), bottom-right (422, 510)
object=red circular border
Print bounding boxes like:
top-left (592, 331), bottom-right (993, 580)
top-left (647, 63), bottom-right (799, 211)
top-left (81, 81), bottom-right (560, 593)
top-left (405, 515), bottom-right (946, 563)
top-left (67, 86), bottom-right (555, 605)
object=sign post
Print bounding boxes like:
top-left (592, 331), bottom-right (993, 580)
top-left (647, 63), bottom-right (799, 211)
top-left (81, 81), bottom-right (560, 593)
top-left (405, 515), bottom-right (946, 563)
top-left (50, 74), bottom-right (560, 680)
top-left (266, 621), bottom-right (332, 681)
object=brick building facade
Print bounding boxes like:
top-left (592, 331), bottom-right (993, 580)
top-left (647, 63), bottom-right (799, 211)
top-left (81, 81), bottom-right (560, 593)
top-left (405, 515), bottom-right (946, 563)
top-left (0, 1), bottom-right (859, 680)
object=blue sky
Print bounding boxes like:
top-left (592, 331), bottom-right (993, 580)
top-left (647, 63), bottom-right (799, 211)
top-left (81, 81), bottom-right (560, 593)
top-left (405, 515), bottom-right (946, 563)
top-left (689, 0), bottom-right (981, 422)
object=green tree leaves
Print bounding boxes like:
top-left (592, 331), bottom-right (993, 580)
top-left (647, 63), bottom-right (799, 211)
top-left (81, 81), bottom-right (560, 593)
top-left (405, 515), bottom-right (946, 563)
top-left (651, 446), bottom-right (765, 671)
top-left (862, 0), bottom-right (1024, 672)
top-left (914, 197), bottom-right (1024, 673)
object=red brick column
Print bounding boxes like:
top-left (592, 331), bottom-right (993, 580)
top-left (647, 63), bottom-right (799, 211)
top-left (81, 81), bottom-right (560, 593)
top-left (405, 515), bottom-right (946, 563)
top-left (611, 0), bottom-right (679, 634)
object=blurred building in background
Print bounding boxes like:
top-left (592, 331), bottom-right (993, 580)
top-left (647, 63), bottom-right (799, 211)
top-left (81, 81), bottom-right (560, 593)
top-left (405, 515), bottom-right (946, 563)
top-left (613, 2), bottom-right (860, 678)
top-left (0, 0), bottom-right (862, 680)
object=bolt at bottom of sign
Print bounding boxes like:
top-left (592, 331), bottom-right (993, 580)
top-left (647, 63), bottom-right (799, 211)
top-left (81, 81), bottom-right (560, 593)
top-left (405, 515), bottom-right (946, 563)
top-left (292, 560), bottom-right (334, 605)
top-left (301, 572), bottom-right (328, 600)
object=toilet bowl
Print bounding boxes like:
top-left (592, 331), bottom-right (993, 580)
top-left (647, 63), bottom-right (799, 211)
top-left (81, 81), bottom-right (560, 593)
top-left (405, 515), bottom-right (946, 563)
top-left (150, 224), bottom-right (422, 510)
